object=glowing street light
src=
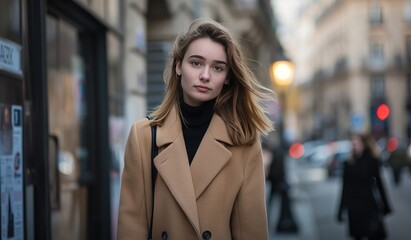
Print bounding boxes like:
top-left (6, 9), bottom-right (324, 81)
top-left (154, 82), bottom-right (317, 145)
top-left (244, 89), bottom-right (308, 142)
top-left (269, 58), bottom-right (298, 233)
top-left (270, 60), bottom-right (295, 88)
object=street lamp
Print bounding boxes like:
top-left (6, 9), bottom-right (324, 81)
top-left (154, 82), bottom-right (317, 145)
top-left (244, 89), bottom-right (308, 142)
top-left (270, 61), bottom-right (295, 87)
top-left (269, 59), bottom-right (298, 233)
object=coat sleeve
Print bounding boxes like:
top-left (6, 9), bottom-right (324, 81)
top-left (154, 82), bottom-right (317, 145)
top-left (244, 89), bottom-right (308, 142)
top-left (372, 157), bottom-right (392, 215)
top-left (118, 123), bottom-right (149, 239)
top-left (230, 141), bottom-right (269, 240)
top-left (337, 162), bottom-right (348, 222)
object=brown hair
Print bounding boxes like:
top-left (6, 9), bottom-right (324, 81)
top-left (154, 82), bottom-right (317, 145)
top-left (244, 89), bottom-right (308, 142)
top-left (350, 132), bottom-right (381, 160)
top-left (151, 18), bottom-right (274, 145)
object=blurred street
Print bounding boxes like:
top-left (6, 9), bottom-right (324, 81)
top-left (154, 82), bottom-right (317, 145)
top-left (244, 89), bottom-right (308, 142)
top-left (268, 157), bottom-right (411, 240)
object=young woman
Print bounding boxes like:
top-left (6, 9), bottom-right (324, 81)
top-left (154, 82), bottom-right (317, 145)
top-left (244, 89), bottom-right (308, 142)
top-left (118, 18), bottom-right (273, 240)
top-left (337, 133), bottom-right (392, 240)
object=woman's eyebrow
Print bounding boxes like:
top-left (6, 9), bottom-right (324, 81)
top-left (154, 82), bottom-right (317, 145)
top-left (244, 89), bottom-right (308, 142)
top-left (188, 55), bottom-right (227, 65)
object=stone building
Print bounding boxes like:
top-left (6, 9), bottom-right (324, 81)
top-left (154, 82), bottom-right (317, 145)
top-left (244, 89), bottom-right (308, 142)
top-left (287, 0), bottom-right (411, 142)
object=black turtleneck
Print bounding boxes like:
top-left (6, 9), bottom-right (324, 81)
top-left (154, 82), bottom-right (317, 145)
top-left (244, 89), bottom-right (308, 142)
top-left (180, 99), bottom-right (215, 164)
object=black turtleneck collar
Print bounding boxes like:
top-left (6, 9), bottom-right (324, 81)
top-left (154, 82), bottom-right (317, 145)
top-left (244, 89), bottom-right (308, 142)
top-left (180, 98), bottom-right (215, 164)
top-left (180, 98), bottom-right (215, 127)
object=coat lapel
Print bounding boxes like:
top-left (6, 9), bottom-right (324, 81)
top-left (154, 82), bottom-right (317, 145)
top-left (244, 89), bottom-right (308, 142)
top-left (190, 115), bottom-right (232, 199)
top-left (154, 106), bottom-right (200, 234)
top-left (154, 135), bottom-right (200, 234)
top-left (153, 106), bottom-right (233, 233)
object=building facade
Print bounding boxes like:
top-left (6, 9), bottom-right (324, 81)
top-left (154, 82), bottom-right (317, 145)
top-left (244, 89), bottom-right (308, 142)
top-left (287, 0), bottom-right (411, 142)
top-left (0, 0), bottom-right (280, 239)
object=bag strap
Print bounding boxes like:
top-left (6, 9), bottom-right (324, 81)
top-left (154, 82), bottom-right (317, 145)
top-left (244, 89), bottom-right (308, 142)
top-left (147, 116), bottom-right (158, 240)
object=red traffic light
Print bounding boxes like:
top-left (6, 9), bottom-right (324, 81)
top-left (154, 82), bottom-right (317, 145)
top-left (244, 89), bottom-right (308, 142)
top-left (376, 103), bottom-right (390, 121)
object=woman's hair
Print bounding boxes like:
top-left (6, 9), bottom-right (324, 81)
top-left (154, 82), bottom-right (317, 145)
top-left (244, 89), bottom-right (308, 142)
top-left (151, 18), bottom-right (274, 145)
top-left (351, 132), bottom-right (381, 160)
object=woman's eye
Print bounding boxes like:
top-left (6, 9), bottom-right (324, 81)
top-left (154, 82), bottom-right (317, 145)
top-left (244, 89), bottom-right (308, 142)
top-left (191, 61), bottom-right (201, 67)
top-left (213, 66), bottom-right (224, 72)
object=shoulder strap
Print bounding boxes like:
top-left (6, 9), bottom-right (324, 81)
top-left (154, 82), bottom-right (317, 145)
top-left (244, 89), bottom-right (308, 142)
top-left (147, 117), bottom-right (158, 240)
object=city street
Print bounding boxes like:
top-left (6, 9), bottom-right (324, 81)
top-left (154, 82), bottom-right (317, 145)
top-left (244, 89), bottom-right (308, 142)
top-left (269, 158), bottom-right (411, 240)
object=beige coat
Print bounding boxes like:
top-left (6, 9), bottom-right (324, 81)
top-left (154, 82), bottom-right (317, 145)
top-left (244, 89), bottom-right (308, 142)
top-left (118, 106), bottom-right (268, 240)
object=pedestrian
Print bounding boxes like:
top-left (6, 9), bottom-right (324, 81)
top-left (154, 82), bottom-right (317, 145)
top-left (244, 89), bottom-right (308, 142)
top-left (386, 139), bottom-right (408, 186)
top-left (337, 133), bottom-right (392, 240)
top-left (265, 143), bottom-right (283, 220)
top-left (118, 18), bottom-right (273, 240)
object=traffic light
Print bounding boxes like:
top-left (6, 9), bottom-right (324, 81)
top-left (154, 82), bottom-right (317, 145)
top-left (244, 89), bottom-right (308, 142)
top-left (376, 103), bottom-right (390, 121)
top-left (370, 102), bottom-right (390, 138)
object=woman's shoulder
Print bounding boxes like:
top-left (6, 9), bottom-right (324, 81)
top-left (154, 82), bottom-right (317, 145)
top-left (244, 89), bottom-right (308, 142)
top-left (133, 117), bottom-right (152, 127)
top-left (128, 117), bottom-right (153, 135)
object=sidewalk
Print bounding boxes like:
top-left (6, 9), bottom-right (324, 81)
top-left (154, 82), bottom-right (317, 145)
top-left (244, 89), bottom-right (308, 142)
top-left (267, 158), bottom-right (320, 240)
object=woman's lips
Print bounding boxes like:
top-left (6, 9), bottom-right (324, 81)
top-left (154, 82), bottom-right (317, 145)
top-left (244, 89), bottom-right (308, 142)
top-left (195, 85), bottom-right (211, 92)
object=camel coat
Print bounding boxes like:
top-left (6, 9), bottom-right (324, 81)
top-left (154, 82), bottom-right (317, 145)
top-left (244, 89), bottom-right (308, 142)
top-left (118, 106), bottom-right (269, 240)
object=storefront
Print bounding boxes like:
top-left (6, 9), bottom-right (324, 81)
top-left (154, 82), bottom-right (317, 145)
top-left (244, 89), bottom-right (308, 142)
top-left (1, 1), bottom-right (24, 239)
top-left (1, 0), bottom-right (122, 239)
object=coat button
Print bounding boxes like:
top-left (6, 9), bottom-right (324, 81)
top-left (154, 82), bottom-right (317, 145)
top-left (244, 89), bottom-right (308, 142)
top-left (161, 231), bottom-right (168, 240)
top-left (202, 230), bottom-right (212, 239)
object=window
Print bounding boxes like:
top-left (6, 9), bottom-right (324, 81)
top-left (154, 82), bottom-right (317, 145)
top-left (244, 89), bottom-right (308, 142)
top-left (370, 41), bottom-right (383, 60)
top-left (369, 2), bottom-right (383, 25)
top-left (370, 40), bottom-right (384, 68)
top-left (371, 74), bottom-right (385, 98)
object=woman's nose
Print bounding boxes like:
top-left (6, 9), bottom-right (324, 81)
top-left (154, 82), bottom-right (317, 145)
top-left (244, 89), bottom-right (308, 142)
top-left (200, 68), bottom-right (210, 82)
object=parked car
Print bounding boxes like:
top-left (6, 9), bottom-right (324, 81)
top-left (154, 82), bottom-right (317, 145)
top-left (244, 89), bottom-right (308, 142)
top-left (304, 140), bottom-right (352, 169)
top-left (304, 144), bottom-right (333, 167)
top-left (326, 151), bottom-right (351, 177)
top-left (325, 140), bottom-right (352, 177)
top-left (295, 140), bottom-right (326, 164)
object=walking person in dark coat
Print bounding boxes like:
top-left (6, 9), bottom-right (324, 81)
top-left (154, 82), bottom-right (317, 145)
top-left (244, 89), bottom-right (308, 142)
top-left (337, 133), bottom-right (392, 240)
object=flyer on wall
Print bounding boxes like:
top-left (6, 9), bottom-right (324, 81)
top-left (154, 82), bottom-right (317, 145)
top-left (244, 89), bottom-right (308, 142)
top-left (0, 103), bottom-right (24, 240)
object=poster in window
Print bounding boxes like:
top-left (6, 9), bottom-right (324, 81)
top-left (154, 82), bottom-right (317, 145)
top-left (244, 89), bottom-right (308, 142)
top-left (0, 104), bottom-right (24, 240)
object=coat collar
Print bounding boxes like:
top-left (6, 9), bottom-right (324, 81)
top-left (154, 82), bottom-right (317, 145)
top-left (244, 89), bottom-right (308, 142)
top-left (156, 105), bottom-right (233, 147)
top-left (154, 105), bottom-right (232, 235)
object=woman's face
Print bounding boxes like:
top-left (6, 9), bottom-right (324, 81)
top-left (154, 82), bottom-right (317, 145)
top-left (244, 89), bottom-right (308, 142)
top-left (351, 135), bottom-right (364, 155)
top-left (177, 37), bottom-right (229, 106)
